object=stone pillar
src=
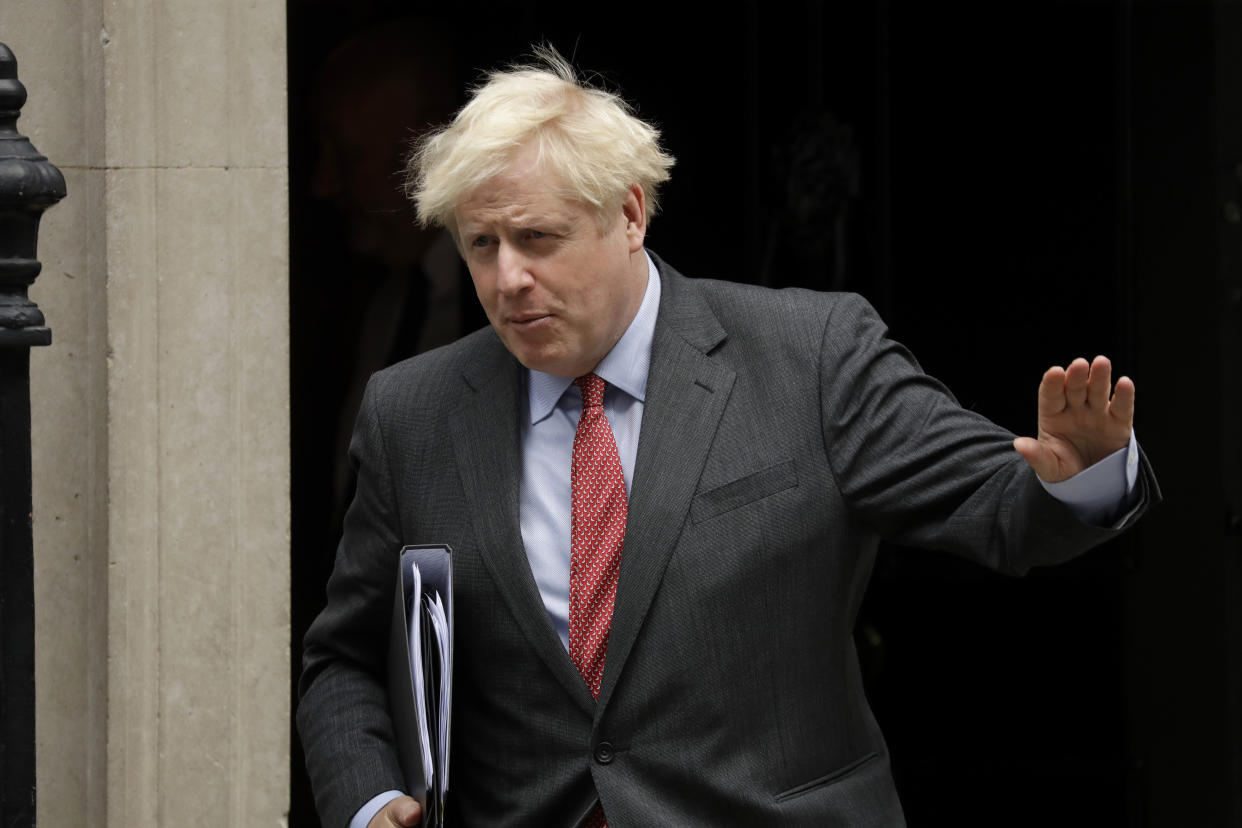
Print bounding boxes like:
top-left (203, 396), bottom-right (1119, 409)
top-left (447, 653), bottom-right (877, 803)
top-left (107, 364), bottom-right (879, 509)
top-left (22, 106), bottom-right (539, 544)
top-left (0, 0), bottom-right (290, 825)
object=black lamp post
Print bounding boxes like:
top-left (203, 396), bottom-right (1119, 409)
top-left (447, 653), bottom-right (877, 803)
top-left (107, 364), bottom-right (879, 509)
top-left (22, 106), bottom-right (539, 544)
top-left (0, 41), bottom-right (66, 827)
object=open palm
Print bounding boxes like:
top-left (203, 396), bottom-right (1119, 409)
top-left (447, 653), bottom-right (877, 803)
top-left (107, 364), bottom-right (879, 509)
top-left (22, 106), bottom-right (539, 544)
top-left (1013, 355), bottom-right (1135, 483)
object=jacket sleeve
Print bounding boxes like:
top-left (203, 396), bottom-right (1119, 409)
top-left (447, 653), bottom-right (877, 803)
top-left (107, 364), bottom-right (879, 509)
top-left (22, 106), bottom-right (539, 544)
top-left (817, 293), bottom-right (1159, 574)
top-left (298, 374), bottom-right (407, 828)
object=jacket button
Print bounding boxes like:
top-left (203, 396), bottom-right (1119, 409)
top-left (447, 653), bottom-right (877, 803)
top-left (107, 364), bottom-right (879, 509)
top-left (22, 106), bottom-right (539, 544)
top-left (594, 741), bottom-right (614, 764)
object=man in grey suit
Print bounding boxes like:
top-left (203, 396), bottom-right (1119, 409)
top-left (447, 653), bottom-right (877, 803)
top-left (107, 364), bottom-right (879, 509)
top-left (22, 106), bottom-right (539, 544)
top-left (298, 49), bottom-right (1157, 828)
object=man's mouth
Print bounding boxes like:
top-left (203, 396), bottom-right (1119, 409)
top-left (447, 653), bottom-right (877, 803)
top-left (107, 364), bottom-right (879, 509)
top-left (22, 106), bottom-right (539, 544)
top-left (507, 312), bottom-right (551, 328)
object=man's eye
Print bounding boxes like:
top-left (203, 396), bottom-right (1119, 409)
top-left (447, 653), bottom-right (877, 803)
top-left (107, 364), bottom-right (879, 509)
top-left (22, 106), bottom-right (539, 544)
top-left (471, 236), bottom-right (492, 248)
top-left (528, 230), bottom-right (548, 240)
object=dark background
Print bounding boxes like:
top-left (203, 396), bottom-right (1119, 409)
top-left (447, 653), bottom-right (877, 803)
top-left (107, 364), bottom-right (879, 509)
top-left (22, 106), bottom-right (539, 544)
top-left (288, 2), bottom-right (1242, 825)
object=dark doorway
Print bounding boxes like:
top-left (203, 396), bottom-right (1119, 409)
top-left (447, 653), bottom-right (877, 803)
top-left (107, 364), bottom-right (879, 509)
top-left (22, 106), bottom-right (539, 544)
top-left (287, 3), bottom-right (1241, 825)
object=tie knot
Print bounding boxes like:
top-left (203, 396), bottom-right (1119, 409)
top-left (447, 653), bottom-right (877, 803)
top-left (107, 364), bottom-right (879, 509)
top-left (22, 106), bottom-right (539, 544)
top-left (574, 373), bottom-right (606, 409)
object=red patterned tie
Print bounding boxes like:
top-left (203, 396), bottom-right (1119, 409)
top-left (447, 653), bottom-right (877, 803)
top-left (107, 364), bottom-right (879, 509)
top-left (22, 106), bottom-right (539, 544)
top-left (570, 374), bottom-right (624, 828)
top-left (569, 373), bottom-right (627, 700)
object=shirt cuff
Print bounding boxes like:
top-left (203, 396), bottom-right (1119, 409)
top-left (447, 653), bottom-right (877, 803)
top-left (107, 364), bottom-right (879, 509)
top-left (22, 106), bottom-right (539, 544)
top-left (351, 790), bottom-right (404, 828)
top-left (1038, 430), bottom-right (1140, 527)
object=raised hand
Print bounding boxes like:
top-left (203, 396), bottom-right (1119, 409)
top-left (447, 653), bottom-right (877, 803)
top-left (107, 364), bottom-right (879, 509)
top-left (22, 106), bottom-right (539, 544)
top-left (1013, 355), bottom-right (1135, 483)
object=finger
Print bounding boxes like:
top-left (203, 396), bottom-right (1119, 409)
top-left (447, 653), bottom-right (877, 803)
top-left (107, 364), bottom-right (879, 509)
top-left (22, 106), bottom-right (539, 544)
top-left (1110, 375), bottom-right (1136, 427)
top-left (1064, 357), bottom-right (1090, 407)
top-left (1086, 355), bottom-right (1112, 410)
top-left (1037, 365), bottom-right (1068, 417)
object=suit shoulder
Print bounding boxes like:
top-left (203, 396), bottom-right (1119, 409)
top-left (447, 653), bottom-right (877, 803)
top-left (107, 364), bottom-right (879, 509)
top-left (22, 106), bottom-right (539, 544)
top-left (678, 274), bottom-right (880, 344)
top-left (352, 326), bottom-right (513, 454)
top-left (367, 325), bottom-right (503, 398)
top-left (693, 276), bottom-right (868, 313)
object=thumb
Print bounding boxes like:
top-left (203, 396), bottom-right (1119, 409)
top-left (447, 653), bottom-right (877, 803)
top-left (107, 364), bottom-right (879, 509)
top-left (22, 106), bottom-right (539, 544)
top-left (1013, 436), bottom-right (1061, 483)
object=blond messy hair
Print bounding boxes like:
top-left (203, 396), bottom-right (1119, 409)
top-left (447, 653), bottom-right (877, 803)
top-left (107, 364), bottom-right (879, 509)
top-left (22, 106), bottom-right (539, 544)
top-left (406, 46), bottom-right (675, 241)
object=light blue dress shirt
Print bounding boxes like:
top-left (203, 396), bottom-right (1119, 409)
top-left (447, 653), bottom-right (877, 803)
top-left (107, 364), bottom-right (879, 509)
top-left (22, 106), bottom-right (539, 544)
top-left (349, 251), bottom-right (1137, 827)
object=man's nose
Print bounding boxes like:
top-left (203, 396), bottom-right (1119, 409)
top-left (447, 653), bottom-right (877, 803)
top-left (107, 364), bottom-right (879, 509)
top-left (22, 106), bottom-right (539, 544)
top-left (496, 243), bottom-right (534, 295)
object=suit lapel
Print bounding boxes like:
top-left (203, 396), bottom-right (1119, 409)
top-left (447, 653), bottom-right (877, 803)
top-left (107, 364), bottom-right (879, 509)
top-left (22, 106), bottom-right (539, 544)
top-left (450, 337), bottom-right (596, 714)
top-left (596, 260), bottom-right (734, 715)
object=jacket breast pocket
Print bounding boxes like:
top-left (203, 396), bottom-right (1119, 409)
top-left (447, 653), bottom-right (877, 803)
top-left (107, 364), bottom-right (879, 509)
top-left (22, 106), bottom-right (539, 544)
top-left (690, 458), bottom-right (799, 524)
top-left (773, 751), bottom-right (881, 803)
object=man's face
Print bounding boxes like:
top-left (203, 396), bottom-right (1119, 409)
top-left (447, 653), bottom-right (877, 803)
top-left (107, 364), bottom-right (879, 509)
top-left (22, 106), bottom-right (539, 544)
top-left (455, 148), bottom-right (648, 378)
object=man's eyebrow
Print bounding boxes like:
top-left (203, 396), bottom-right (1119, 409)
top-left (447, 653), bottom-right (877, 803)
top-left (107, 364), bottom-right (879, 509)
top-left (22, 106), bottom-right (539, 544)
top-left (509, 211), bottom-right (575, 229)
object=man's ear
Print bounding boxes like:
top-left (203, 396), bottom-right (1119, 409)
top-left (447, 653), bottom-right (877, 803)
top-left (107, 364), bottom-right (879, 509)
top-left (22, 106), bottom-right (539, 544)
top-left (622, 184), bottom-right (647, 252)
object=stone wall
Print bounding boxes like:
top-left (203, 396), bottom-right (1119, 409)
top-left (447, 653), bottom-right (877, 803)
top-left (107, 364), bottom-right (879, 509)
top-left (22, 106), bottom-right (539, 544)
top-left (0, 1), bottom-right (290, 824)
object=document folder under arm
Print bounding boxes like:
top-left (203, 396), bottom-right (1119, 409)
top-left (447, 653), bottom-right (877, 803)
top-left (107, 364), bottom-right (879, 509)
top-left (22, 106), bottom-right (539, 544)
top-left (387, 544), bottom-right (453, 828)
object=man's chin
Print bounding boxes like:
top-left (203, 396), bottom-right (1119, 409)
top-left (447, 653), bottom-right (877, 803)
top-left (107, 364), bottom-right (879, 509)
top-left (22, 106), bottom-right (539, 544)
top-left (509, 346), bottom-right (591, 379)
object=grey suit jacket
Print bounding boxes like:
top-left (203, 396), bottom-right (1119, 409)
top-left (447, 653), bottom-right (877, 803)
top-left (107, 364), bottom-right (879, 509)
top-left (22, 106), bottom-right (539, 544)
top-left (298, 254), bottom-right (1157, 827)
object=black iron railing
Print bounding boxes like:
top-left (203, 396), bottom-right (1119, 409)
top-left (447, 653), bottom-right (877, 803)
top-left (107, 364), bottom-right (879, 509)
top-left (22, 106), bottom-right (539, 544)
top-left (0, 41), bottom-right (66, 828)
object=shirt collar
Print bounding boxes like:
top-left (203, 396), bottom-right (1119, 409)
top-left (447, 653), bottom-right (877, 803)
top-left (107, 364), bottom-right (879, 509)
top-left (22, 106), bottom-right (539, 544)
top-left (527, 251), bottom-right (661, 424)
